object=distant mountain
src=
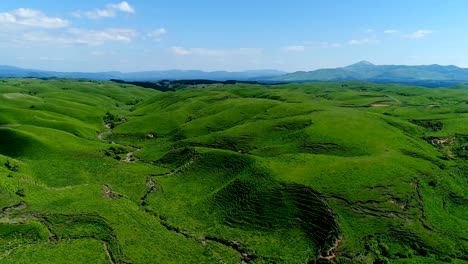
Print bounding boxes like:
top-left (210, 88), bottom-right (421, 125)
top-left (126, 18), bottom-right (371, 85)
top-left (4, 62), bottom-right (468, 86)
top-left (118, 69), bottom-right (288, 81)
top-left (0, 65), bottom-right (287, 81)
top-left (271, 61), bottom-right (468, 85)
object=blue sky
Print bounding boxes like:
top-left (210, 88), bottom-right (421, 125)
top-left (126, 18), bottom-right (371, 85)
top-left (1, 0), bottom-right (467, 72)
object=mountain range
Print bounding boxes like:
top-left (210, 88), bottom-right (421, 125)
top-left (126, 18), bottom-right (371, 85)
top-left (0, 65), bottom-right (286, 81)
top-left (3, 62), bottom-right (468, 86)
top-left (272, 61), bottom-right (468, 85)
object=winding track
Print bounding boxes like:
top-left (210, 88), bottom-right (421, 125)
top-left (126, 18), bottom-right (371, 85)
top-left (98, 123), bottom-right (140, 163)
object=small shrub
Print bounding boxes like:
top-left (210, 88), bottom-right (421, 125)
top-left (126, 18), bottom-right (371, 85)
top-left (4, 160), bottom-right (19, 172)
top-left (15, 189), bottom-right (25, 197)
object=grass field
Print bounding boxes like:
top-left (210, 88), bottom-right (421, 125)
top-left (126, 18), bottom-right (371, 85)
top-left (0, 78), bottom-right (467, 263)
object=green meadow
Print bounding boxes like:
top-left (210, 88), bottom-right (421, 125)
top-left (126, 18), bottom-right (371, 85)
top-left (0, 78), bottom-right (466, 263)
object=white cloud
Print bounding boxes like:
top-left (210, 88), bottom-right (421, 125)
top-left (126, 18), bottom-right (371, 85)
top-left (384, 29), bottom-right (399, 34)
top-left (91, 51), bottom-right (118, 57)
top-left (320, 42), bottom-right (341, 48)
top-left (39, 56), bottom-right (64, 61)
top-left (171, 47), bottom-right (191, 55)
top-left (404, 30), bottom-right (432, 39)
top-left (0, 8), bottom-right (69, 28)
top-left (108, 2), bottom-right (135, 13)
top-left (303, 41), bottom-right (342, 49)
top-left (348, 38), bottom-right (376, 45)
top-left (72, 9), bottom-right (113, 19)
top-left (70, 28), bottom-right (137, 44)
top-left (73, 1), bottom-right (135, 19)
top-left (171, 47), bottom-right (262, 56)
top-left (146, 28), bottom-right (167, 41)
top-left (19, 28), bottom-right (137, 46)
top-left (91, 51), bottom-right (106, 56)
top-left (283, 45), bottom-right (305, 52)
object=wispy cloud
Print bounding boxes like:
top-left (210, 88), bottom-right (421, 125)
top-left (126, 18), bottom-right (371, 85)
top-left (171, 47), bottom-right (262, 56)
top-left (19, 28), bottom-right (137, 46)
top-left (321, 42), bottom-right (341, 48)
top-left (0, 6), bottom-right (139, 47)
top-left (384, 29), bottom-right (399, 34)
top-left (69, 28), bottom-right (137, 44)
top-left (384, 29), bottom-right (432, 39)
top-left (146, 28), bottom-right (167, 41)
top-left (283, 45), bottom-right (305, 52)
top-left (171, 47), bottom-right (191, 55)
top-left (404, 30), bottom-right (432, 39)
top-left (303, 41), bottom-right (342, 49)
top-left (0, 8), bottom-right (69, 28)
top-left (39, 56), bottom-right (64, 61)
top-left (348, 38), bottom-right (377, 45)
top-left (73, 1), bottom-right (135, 19)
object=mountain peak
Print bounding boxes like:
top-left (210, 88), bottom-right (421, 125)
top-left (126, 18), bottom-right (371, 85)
top-left (347, 60), bottom-right (375, 67)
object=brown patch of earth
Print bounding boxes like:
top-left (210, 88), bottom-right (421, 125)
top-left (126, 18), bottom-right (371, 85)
top-left (319, 238), bottom-right (341, 260)
top-left (102, 184), bottom-right (122, 199)
top-left (370, 103), bottom-right (389, 107)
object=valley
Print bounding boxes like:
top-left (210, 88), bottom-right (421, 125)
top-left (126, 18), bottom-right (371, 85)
top-left (0, 79), bottom-right (467, 263)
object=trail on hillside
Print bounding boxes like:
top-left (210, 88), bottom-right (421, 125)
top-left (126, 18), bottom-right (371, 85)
top-left (386, 94), bottom-right (402, 104)
top-left (140, 156), bottom-right (198, 206)
top-left (124, 148), bottom-right (141, 163)
top-left (98, 122), bottom-right (140, 164)
top-left (103, 242), bottom-right (115, 264)
top-left (98, 123), bottom-right (112, 141)
top-left (0, 124), bottom-right (21, 129)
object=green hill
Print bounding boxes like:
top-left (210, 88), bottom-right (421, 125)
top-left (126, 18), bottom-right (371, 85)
top-left (0, 79), bottom-right (467, 263)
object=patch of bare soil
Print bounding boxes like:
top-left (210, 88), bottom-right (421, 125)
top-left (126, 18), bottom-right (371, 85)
top-left (0, 201), bottom-right (27, 216)
top-left (102, 184), bottom-right (122, 199)
top-left (98, 123), bottom-right (112, 141)
top-left (370, 103), bottom-right (390, 107)
top-left (103, 242), bottom-right (115, 264)
top-left (431, 136), bottom-right (456, 146)
top-left (389, 198), bottom-right (407, 210)
top-left (124, 148), bottom-right (140, 163)
top-left (319, 238), bottom-right (341, 260)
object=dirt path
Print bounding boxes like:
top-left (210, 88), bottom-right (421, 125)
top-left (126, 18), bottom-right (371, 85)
top-left (370, 103), bottom-right (389, 107)
top-left (98, 123), bottom-right (113, 141)
top-left (124, 148), bottom-right (141, 163)
top-left (98, 131), bottom-right (112, 141)
top-left (1, 201), bottom-right (27, 216)
top-left (151, 157), bottom-right (197, 177)
top-left (386, 95), bottom-right (401, 104)
top-left (98, 122), bottom-right (141, 163)
top-left (103, 242), bottom-right (115, 264)
top-left (140, 156), bottom-right (198, 206)
top-left (43, 184), bottom-right (89, 191)
top-left (319, 238), bottom-right (341, 260)
top-left (166, 158), bottom-right (195, 176)
top-left (0, 124), bottom-right (21, 130)
top-left (125, 152), bottom-right (134, 162)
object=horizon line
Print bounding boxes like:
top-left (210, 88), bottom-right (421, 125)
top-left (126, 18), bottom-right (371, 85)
top-left (1, 61), bottom-right (466, 74)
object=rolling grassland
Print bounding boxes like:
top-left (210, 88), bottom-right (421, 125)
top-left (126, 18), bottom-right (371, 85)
top-left (0, 79), bottom-right (467, 263)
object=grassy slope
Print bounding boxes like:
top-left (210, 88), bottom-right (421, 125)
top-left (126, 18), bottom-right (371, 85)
top-left (0, 79), bottom-right (466, 263)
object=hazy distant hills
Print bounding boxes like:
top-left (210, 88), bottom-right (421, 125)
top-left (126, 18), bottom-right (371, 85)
top-left (0, 65), bottom-right (286, 81)
top-left (3, 62), bottom-right (468, 86)
top-left (272, 61), bottom-right (468, 85)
